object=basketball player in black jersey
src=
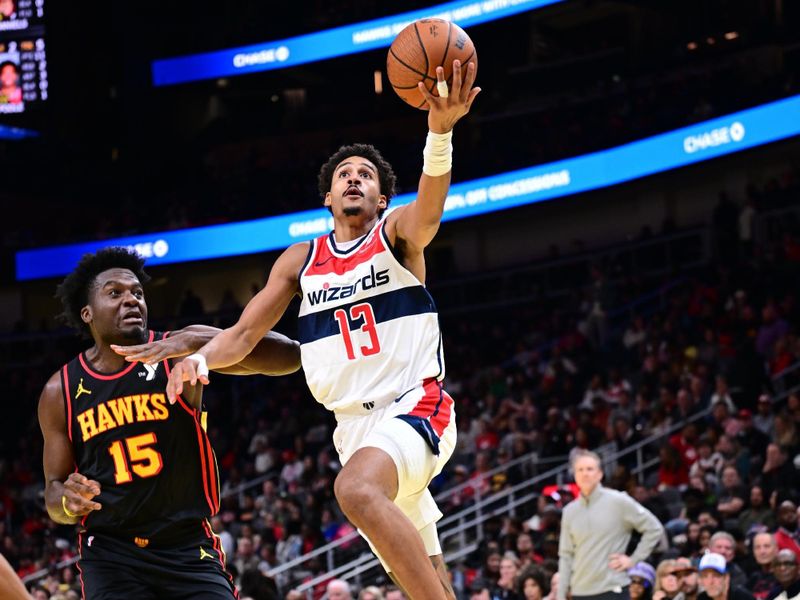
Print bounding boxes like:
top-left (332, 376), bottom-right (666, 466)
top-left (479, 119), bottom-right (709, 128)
top-left (37, 247), bottom-right (300, 600)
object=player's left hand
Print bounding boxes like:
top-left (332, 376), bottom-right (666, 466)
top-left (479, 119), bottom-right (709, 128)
top-left (419, 59), bottom-right (481, 134)
top-left (111, 336), bottom-right (192, 365)
top-left (608, 553), bottom-right (634, 572)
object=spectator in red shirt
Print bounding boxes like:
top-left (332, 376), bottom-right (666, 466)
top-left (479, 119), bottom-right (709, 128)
top-left (670, 422), bottom-right (700, 470)
top-left (658, 443), bottom-right (689, 490)
top-left (774, 500), bottom-right (800, 556)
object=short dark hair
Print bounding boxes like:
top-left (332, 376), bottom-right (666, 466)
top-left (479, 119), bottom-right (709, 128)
top-left (317, 143), bottom-right (398, 218)
top-left (55, 247), bottom-right (150, 339)
top-left (0, 60), bottom-right (19, 74)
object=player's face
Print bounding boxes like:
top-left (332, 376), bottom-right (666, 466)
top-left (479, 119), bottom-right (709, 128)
top-left (84, 268), bottom-right (148, 344)
top-left (325, 156), bottom-right (386, 219)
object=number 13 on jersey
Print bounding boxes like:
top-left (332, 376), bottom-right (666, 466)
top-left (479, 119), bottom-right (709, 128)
top-left (333, 302), bottom-right (381, 360)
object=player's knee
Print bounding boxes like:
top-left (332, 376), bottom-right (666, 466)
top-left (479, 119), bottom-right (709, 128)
top-left (334, 472), bottom-right (379, 519)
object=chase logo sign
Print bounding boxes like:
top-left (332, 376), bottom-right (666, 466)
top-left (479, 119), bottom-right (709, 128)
top-left (683, 121), bottom-right (745, 154)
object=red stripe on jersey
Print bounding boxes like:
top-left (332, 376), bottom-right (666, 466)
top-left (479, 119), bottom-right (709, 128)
top-left (192, 416), bottom-right (216, 514)
top-left (408, 379), bottom-right (454, 437)
top-left (166, 358), bottom-right (220, 514)
top-left (77, 532), bottom-right (87, 600)
top-left (78, 330), bottom-right (155, 380)
top-left (201, 423), bottom-right (220, 513)
top-left (62, 365), bottom-right (73, 443)
top-left (202, 519), bottom-right (239, 598)
top-left (304, 232), bottom-right (386, 277)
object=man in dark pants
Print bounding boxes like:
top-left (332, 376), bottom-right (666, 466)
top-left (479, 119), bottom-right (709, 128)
top-left (558, 450), bottom-right (664, 600)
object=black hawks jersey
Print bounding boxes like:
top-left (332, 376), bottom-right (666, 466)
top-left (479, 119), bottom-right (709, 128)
top-left (61, 331), bottom-right (220, 543)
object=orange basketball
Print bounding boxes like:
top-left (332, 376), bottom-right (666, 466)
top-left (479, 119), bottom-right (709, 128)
top-left (387, 18), bottom-right (477, 110)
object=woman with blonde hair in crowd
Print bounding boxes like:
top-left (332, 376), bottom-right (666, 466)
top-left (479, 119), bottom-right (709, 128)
top-left (653, 559), bottom-right (686, 600)
top-left (497, 554), bottom-right (522, 598)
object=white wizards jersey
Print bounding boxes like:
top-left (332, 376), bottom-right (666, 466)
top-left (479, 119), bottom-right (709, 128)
top-left (297, 219), bottom-right (444, 412)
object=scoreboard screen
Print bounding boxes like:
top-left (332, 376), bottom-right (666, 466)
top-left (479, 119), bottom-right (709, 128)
top-left (0, 0), bottom-right (46, 114)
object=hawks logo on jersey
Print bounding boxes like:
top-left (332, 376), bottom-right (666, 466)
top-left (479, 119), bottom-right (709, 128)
top-left (76, 393), bottom-right (169, 442)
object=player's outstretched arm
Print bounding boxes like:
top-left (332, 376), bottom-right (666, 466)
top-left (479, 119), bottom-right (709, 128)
top-left (164, 243), bottom-right (308, 403)
top-left (112, 325), bottom-right (301, 376)
top-left (391, 59), bottom-right (480, 251)
top-left (37, 372), bottom-right (102, 525)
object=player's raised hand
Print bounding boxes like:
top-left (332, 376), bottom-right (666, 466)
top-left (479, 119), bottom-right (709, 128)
top-left (112, 335), bottom-right (193, 365)
top-left (62, 472), bottom-right (102, 516)
top-left (418, 59), bottom-right (480, 133)
top-left (166, 355), bottom-right (210, 404)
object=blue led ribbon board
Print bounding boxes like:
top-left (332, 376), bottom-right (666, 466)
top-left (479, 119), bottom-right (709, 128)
top-left (15, 94), bottom-right (800, 281)
top-left (151, 0), bottom-right (564, 86)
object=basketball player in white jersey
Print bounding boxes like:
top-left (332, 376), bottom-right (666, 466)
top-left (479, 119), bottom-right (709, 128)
top-left (117, 59), bottom-right (480, 600)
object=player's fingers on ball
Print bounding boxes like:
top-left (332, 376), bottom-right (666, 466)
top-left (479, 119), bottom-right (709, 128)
top-left (451, 59), bottom-right (463, 94)
top-left (465, 61), bottom-right (477, 87)
top-left (436, 65), bottom-right (445, 83)
top-left (462, 63), bottom-right (477, 102)
top-left (417, 81), bottom-right (435, 103)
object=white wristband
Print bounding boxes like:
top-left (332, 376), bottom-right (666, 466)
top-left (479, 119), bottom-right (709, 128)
top-left (422, 130), bottom-right (453, 177)
top-left (186, 353), bottom-right (209, 378)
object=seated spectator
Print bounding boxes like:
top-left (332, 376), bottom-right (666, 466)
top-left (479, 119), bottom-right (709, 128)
top-left (709, 531), bottom-right (749, 590)
top-left (758, 443), bottom-right (800, 508)
top-left (710, 375), bottom-right (737, 414)
top-left (628, 562), bottom-right (656, 600)
top-left (674, 557), bottom-right (699, 600)
top-left (748, 532), bottom-right (779, 600)
top-left (325, 579), bottom-right (353, 600)
top-left (754, 395), bottom-right (776, 439)
top-left (516, 564), bottom-right (550, 600)
top-left (739, 486), bottom-right (776, 535)
top-left (358, 586), bottom-right (384, 600)
top-left (773, 415), bottom-right (800, 462)
top-left (775, 501), bottom-right (800, 556)
top-left (496, 555), bottom-right (521, 599)
top-left (658, 443), bottom-right (690, 491)
top-left (716, 466), bottom-right (748, 524)
top-left (696, 552), bottom-right (755, 600)
top-left (766, 549), bottom-right (800, 600)
top-left (689, 435), bottom-right (725, 489)
top-left (468, 577), bottom-right (493, 600)
top-left (653, 559), bottom-right (686, 600)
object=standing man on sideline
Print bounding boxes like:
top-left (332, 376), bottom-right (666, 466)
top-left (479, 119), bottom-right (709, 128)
top-left (39, 247), bottom-right (300, 599)
top-left (559, 449), bottom-right (665, 600)
top-left (127, 59), bottom-right (480, 600)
